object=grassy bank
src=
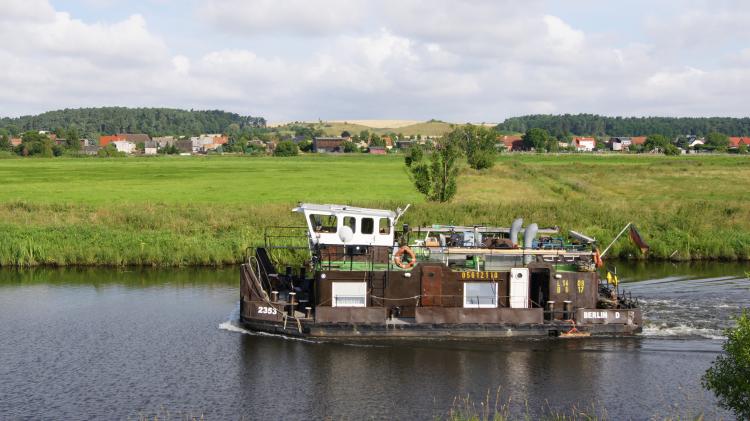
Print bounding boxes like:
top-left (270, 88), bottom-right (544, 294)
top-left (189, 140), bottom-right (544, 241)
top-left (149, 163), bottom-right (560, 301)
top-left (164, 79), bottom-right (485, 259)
top-left (0, 154), bottom-right (748, 266)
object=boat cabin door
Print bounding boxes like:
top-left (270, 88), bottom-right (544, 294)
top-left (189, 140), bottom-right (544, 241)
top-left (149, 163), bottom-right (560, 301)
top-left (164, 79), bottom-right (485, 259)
top-left (510, 268), bottom-right (530, 308)
top-left (421, 265), bottom-right (443, 306)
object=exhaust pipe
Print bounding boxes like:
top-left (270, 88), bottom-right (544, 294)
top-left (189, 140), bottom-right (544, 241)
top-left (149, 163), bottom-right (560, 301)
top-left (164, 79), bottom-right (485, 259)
top-left (523, 223), bottom-right (538, 264)
top-left (510, 218), bottom-right (523, 247)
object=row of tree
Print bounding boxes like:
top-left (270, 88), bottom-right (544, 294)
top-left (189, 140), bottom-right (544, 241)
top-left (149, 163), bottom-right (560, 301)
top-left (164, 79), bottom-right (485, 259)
top-left (0, 107), bottom-right (265, 139)
top-left (497, 114), bottom-right (750, 138)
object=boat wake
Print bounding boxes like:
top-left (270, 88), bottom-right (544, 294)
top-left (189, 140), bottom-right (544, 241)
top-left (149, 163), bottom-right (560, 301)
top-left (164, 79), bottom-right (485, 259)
top-left (218, 302), bottom-right (320, 343)
top-left (641, 323), bottom-right (725, 340)
top-left (628, 274), bottom-right (749, 340)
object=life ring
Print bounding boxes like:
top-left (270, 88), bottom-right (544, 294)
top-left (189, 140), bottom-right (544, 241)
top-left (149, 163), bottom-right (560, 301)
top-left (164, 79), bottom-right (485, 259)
top-left (394, 246), bottom-right (417, 269)
top-left (594, 249), bottom-right (603, 268)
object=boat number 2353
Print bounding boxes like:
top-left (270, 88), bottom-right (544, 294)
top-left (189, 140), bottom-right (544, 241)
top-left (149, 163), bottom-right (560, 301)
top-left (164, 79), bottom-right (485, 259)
top-left (257, 306), bottom-right (278, 315)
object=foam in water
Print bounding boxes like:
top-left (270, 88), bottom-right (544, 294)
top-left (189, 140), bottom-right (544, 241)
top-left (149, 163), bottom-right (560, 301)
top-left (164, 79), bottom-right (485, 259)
top-left (218, 301), bottom-right (320, 343)
top-left (641, 323), bottom-right (725, 340)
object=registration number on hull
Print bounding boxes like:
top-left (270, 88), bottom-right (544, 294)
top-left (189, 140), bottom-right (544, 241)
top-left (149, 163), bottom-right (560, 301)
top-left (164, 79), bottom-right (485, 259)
top-left (460, 271), bottom-right (500, 280)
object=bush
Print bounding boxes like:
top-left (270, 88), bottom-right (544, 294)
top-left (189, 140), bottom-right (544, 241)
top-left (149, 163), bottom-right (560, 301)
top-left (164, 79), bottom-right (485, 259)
top-left (273, 141), bottom-right (298, 157)
top-left (342, 141), bottom-right (358, 153)
top-left (703, 309), bottom-right (750, 419)
top-left (663, 144), bottom-right (681, 156)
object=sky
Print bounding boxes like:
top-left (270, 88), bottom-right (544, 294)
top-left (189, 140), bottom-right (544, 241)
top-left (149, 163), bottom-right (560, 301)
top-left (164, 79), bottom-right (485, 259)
top-left (2, 0), bottom-right (750, 123)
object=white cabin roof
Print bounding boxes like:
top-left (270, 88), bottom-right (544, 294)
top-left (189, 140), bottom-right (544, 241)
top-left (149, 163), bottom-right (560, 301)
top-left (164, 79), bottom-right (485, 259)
top-left (293, 203), bottom-right (396, 219)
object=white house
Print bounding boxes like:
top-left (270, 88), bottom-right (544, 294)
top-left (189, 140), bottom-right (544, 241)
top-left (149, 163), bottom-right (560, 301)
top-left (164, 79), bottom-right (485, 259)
top-left (574, 137), bottom-right (596, 152)
top-left (688, 138), bottom-right (705, 148)
top-left (144, 141), bottom-right (158, 155)
top-left (112, 140), bottom-right (136, 154)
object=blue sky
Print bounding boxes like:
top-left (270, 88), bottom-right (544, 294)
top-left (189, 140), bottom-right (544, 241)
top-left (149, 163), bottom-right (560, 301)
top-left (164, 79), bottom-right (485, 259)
top-left (3, 0), bottom-right (750, 122)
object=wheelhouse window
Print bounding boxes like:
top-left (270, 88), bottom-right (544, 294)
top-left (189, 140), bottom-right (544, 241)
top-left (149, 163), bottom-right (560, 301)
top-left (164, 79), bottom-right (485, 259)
top-left (309, 214), bottom-right (338, 233)
top-left (379, 218), bottom-right (391, 234)
top-left (361, 217), bottom-right (374, 234)
top-left (343, 216), bottom-right (356, 232)
top-left (463, 282), bottom-right (498, 308)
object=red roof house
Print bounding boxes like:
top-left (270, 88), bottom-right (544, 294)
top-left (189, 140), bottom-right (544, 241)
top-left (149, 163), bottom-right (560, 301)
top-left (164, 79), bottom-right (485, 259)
top-left (573, 137), bottom-right (596, 151)
top-left (100, 135), bottom-right (125, 146)
top-left (728, 137), bottom-right (750, 148)
top-left (630, 136), bottom-right (647, 146)
top-left (498, 135), bottom-right (523, 151)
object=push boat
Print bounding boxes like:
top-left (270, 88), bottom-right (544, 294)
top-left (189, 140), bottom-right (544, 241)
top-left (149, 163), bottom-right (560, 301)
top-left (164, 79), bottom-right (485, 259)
top-left (239, 203), bottom-right (641, 339)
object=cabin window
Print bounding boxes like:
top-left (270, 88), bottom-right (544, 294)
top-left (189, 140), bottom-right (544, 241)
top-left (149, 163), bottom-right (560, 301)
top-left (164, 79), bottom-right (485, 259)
top-left (309, 214), bottom-right (338, 233)
top-left (332, 282), bottom-right (367, 307)
top-left (361, 217), bottom-right (374, 234)
top-left (343, 216), bottom-right (356, 232)
top-left (463, 282), bottom-right (498, 308)
top-left (379, 218), bottom-right (391, 234)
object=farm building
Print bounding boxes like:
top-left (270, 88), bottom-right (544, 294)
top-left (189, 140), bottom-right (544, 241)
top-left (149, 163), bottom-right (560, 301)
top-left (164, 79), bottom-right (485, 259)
top-left (313, 137), bottom-right (346, 153)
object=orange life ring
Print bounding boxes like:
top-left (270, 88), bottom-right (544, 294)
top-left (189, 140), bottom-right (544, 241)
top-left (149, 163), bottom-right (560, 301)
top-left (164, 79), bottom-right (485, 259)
top-left (394, 246), bottom-right (417, 269)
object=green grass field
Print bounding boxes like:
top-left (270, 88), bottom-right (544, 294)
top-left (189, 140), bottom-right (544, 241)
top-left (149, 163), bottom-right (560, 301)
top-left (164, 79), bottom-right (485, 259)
top-left (1, 153), bottom-right (748, 266)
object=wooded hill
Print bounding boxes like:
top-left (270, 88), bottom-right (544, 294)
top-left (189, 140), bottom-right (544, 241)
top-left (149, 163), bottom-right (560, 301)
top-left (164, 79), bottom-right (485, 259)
top-left (0, 107), bottom-right (266, 138)
top-left (497, 114), bottom-right (750, 138)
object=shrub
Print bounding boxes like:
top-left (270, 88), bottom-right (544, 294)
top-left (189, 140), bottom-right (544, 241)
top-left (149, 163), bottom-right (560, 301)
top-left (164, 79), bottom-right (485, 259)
top-left (703, 309), bottom-right (750, 419)
top-left (273, 141), bottom-right (298, 157)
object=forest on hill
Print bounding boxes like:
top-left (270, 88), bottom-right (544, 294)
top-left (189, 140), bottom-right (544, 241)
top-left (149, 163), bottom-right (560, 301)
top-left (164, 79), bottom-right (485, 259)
top-left (496, 114), bottom-right (750, 138)
top-left (0, 107), bottom-right (265, 138)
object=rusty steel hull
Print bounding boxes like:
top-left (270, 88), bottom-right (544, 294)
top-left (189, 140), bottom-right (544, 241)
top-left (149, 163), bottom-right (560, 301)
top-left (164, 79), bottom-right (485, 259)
top-left (238, 316), bottom-right (643, 340)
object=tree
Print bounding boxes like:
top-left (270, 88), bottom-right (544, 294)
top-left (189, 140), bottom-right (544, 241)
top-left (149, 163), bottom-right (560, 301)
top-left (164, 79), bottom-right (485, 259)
top-left (663, 144), bottom-right (681, 156)
top-left (369, 134), bottom-right (385, 147)
top-left (407, 139), bottom-right (461, 202)
top-left (273, 141), bottom-right (298, 157)
top-left (706, 132), bottom-right (730, 151)
top-left (404, 144), bottom-right (424, 167)
top-left (0, 134), bottom-right (10, 151)
top-left (341, 130), bottom-right (351, 138)
top-left (643, 134), bottom-right (670, 152)
top-left (342, 141), bottom-right (358, 153)
top-left (703, 309), bottom-right (750, 419)
top-left (66, 127), bottom-right (81, 151)
top-left (522, 128), bottom-right (550, 151)
top-left (449, 125), bottom-right (496, 170)
top-left (738, 143), bottom-right (748, 155)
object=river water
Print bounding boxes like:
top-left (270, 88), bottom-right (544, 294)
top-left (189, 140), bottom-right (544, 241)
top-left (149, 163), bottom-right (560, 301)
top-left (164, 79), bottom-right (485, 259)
top-left (0, 262), bottom-right (747, 420)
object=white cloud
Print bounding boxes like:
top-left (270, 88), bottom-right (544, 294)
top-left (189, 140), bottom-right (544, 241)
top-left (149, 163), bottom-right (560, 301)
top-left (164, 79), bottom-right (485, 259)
top-left (2, 0), bottom-right (750, 121)
top-left (198, 0), bottom-right (366, 36)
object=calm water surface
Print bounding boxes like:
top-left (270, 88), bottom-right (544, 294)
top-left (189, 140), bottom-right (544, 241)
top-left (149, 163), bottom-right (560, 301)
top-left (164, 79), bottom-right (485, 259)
top-left (1, 262), bottom-right (748, 420)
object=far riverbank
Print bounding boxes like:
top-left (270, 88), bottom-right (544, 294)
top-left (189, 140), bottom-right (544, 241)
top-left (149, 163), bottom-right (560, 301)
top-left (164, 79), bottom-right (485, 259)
top-left (0, 155), bottom-right (748, 266)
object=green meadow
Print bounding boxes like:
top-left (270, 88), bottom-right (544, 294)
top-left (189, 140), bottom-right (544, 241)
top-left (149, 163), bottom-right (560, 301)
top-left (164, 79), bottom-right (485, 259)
top-left (0, 153), bottom-right (748, 266)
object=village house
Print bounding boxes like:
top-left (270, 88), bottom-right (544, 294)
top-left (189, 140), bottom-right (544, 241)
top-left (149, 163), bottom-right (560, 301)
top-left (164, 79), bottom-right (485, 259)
top-left (609, 137), bottom-right (632, 151)
top-left (573, 137), bottom-right (596, 152)
top-left (498, 135), bottom-right (524, 151)
top-left (100, 133), bottom-right (150, 149)
top-left (99, 135), bottom-right (125, 146)
top-left (312, 136), bottom-right (346, 152)
top-left (190, 134), bottom-right (228, 153)
top-left (728, 137), bottom-right (750, 149)
top-left (112, 140), bottom-right (136, 154)
top-left (144, 141), bottom-right (158, 155)
top-left (10, 137), bottom-right (22, 147)
top-left (80, 138), bottom-right (97, 148)
top-left (175, 139), bottom-right (192, 154)
top-left (382, 136), bottom-right (394, 150)
top-left (630, 136), bottom-right (647, 148)
top-left (153, 136), bottom-right (176, 148)
top-left (688, 138), bottom-right (705, 148)
top-left (368, 146), bottom-right (387, 155)
top-left (396, 140), bottom-right (414, 149)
